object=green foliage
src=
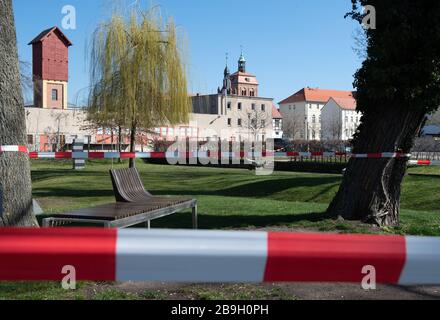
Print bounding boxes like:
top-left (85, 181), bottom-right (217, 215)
top-left (348, 0), bottom-right (440, 116)
top-left (87, 5), bottom-right (190, 147)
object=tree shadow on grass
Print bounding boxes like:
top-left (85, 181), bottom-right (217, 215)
top-left (32, 176), bottom-right (340, 205)
top-left (33, 188), bottom-right (114, 198)
top-left (149, 176), bottom-right (341, 198)
top-left (149, 211), bottom-right (332, 230)
top-left (31, 170), bottom-right (110, 183)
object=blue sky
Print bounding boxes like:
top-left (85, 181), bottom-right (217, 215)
top-left (13, 0), bottom-right (362, 105)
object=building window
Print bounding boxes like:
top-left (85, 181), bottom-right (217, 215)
top-left (238, 103), bottom-right (242, 111)
top-left (312, 115), bottom-right (316, 123)
top-left (261, 120), bottom-right (266, 127)
top-left (161, 128), bottom-right (167, 136)
top-left (52, 89), bottom-right (58, 101)
top-left (242, 89), bottom-right (247, 96)
top-left (261, 104), bottom-right (265, 111)
top-left (228, 118), bottom-right (232, 126)
top-left (252, 103), bottom-right (256, 111)
top-left (238, 119), bottom-right (242, 127)
top-left (168, 128), bottom-right (174, 136)
top-left (227, 102), bottom-right (231, 110)
top-left (27, 134), bottom-right (33, 145)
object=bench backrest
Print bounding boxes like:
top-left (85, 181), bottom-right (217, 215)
top-left (110, 167), bottom-right (153, 203)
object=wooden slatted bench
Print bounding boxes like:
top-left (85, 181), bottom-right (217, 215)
top-left (42, 168), bottom-right (198, 229)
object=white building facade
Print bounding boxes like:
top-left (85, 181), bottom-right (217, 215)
top-left (279, 88), bottom-right (354, 141)
top-left (321, 97), bottom-right (361, 141)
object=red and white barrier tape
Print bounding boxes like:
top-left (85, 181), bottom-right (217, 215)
top-left (408, 160), bottom-right (440, 166)
top-left (0, 145), bottom-right (29, 153)
top-left (0, 146), bottom-right (416, 160)
top-left (0, 228), bottom-right (439, 284)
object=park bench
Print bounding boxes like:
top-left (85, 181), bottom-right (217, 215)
top-left (42, 167), bottom-right (198, 229)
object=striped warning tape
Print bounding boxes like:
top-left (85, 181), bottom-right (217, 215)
top-left (408, 160), bottom-right (440, 166)
top-left (0, 145), bottom-right (29, 153)
top-left (0, 228), bottom-right (439, 284)
top-left (0, 146), bottom-right (415, 160)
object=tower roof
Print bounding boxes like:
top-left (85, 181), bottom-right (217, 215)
top-left (28, 26), bottom-right (73, 47)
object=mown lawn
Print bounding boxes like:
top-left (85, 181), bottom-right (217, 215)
top-left (1, 160), bottom-right (439, 300)
top-left (31, 160), bottom-right (440, 235)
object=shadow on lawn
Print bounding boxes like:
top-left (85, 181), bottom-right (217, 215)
top-left (33, 188), bottom-right (114, 198)
top-left (150, 211), bottom-right (332, 230)
top-left (31, 169), bottom-right (110, 183)
top-left (32, 175), bottom-right (340, 201)
top-left (144, 176), bottom-right (340, 197)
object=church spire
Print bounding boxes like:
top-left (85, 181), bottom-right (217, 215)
top-left (221, 52), bottom-right (231, 94)
top-left (238, 46), bottom-right (246, 73)
top-left (224, 52), bottom-right (230, 77)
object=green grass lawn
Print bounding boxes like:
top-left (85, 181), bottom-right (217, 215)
top-left (2, 160), bottom-right (439, 300)
top-left (31, 159), bottom-right (440, 236)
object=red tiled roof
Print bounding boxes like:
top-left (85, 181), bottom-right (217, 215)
top-left (272, 104), bottom-right (283, 119)
top-left (331, 97), bottom-right (357, 110)
top-left (28, 26), bottom-right (73, 46)
top-left (279, 88), bottom-right (354, 104)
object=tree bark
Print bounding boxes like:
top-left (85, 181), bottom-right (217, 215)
top-left (327, 104), bottom-right (427, 226)
top-left (129, 123), bottom-right (136, 168)
top-left (0, 0), bottom-right (38, 227)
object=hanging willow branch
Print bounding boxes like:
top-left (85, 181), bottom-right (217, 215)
top-left (87, 8), bottom-right (190, 167)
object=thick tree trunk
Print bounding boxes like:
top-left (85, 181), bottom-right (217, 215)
top-left (327, 104), bottom-right (427, 226)
top-left (0, 0), bottom-right (38, 227)
top-left (129, 123), bottom-right (136, 168)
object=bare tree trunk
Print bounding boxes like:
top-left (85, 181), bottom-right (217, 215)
top-left (117, 125), bottom-right (122, 164)
top-left (0, 0), bottom-right (38, 227)
top-left (129, 123), bottom-right (136, 168)
top-left (327, 104), bottom-right (426, 226)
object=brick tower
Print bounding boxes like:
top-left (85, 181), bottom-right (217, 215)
top-left (28, 27), bottom-right (72, 109)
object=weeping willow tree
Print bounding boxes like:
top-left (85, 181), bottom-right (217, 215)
top-left (88, 8), bottom-right (190, 167)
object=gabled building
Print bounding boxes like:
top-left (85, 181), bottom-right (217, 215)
top-left (321, 97), bottom-right (361, 141)
top-left (279, 88), bottom-right (354, 141)
top-left (28, 26), bottom-right (72, 110)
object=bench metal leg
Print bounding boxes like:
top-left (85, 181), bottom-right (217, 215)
top-left (192, 205), bottom-right (198, 230)
top-left (146, 220), bottom-right (151, 230)
top-left (42, 218), bottom-right (51, 228)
